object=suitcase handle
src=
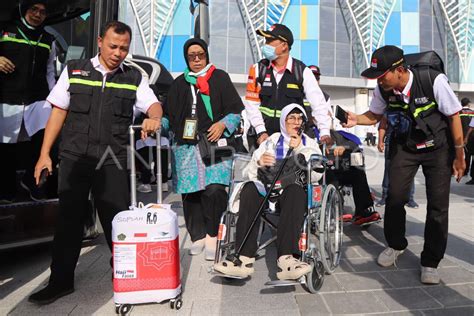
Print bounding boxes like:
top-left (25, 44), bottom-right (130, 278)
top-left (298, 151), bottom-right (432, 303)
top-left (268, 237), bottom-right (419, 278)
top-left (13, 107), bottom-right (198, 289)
top-left (129, 125), bottom-right (163, 207)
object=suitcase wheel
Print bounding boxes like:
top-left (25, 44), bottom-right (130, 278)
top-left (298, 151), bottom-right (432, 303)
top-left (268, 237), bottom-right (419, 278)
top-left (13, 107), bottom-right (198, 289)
top-left (170, 298), bottom-right (183, 310)
top-left (115, 304), bottom-right (132, 315)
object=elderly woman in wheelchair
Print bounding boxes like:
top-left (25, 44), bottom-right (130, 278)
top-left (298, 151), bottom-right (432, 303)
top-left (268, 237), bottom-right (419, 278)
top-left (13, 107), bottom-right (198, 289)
top-left (213, 104), bottom-right (326, 281)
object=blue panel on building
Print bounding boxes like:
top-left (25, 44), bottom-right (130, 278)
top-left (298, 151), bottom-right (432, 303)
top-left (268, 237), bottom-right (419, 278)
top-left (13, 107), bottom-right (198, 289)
top-left (157, 35), bottom-right (171, 70)
top-left (171, 35), bottom-right (190, 72)
top-left (384, 12), bottom-right (401, 46)
top-left (402, 0), bottom-right (418, 12)
top-left (172, 1), bottom-right (192, 35)
top-left (402, 45), bottom-right (419, 54)
top-left (305, 5), bottom-right (319, 40)
top-left (301, 0), bottom-right (319, 4)
top-left (284, 4), bottom-right (300, 39)
top-left (301, 40), bottom-right (318, 66)
top-left (292, 40), bottom-right (302, 60)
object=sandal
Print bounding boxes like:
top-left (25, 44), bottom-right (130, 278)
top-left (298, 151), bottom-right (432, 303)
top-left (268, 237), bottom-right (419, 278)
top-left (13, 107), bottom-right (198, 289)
top-left (276, 255), bottom-right (312, 280)
top-left (213, 255), bottom-right (255, 278)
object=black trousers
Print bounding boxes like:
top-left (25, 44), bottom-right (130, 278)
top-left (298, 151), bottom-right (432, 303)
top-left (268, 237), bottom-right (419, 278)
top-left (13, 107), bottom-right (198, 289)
top-left (0, 129), bottom-right (45, 199)
top-left (236, 182), bottom-right (307, 258)
top-left (49, 158), bottom-right (129, 287)
top-left (182, 184), bottom-right (227, 242)
top-left (385, 143), bottom-right (453, 268)
top-left (326, 167), bottom-right (374, 216)
top-left (464, 148), bottom-right (473, 178)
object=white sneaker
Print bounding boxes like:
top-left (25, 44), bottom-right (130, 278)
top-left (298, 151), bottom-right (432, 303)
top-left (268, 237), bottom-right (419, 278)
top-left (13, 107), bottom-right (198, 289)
top-left (421, 266), bottom-right (440, 284)
top-left (189, 238), bottom-right (205, 255)
top-left (377, 247), bottom-right (405, 267)
top-left (162, 182), bottom-right (168, 192)
top-left (137, 184), bottom-right (152, 193)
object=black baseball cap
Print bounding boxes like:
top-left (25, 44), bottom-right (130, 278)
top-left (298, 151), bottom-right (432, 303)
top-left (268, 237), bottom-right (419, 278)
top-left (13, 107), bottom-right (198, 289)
top-left (461, 97), bottom-right (471, 107)
top-left (257, 24), bottom-right (294, 47)
top-left (361, 45), bottom-right (405, 79)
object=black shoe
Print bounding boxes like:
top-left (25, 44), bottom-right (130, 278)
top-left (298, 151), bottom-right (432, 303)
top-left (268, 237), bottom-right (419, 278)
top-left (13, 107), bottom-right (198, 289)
top-left (28, 284), bottom-right (74, 305)
top-left (466, 179), bottom-right (474, 185)
top-left (20, 177), bottom-right (47, 201)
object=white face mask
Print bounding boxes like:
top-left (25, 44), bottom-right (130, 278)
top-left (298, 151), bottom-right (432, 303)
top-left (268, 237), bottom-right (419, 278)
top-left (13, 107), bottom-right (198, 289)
top-left (261, 42), bottom-right (284, 61)
top-left (262, 44), bottom-right (277, 61)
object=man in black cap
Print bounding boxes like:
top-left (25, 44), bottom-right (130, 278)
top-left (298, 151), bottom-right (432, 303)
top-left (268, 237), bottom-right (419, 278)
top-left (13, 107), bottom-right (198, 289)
top-left (344, 45), bottom-right (465, 285)
top-left (0, 0), bottom-right (56, 203)
top-left (244, 24), bottom-right (331, 147)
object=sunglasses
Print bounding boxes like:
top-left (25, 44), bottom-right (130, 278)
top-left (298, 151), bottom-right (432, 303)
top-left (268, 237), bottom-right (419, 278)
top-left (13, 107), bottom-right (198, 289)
top-left (28, 6), bottom-right (47, 16)
top-left (286, 114), bottom-right (304, 123)
top-left (187, 52), bottom-right (206, 62)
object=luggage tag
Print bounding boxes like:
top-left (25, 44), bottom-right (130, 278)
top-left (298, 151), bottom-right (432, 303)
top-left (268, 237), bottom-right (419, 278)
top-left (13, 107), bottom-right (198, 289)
top-left (183, 85), bottom-right (199, 140)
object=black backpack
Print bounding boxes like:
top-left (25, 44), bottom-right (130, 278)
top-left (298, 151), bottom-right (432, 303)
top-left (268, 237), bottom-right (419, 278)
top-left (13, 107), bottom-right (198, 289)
top-left (404, 51), bottom-right (445, 101)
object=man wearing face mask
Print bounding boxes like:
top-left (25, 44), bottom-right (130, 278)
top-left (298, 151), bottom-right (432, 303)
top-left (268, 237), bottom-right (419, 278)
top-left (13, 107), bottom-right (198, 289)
top-left (245, 24), bottom-right (332, 147)
top-left (0, 0), bottom-right (56, 203)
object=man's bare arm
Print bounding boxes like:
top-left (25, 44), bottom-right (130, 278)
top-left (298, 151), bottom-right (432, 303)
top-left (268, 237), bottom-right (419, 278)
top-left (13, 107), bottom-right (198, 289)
top-left (448, 113), bottom-right (466, 182)
top-left (344, 110), bottom-right (383, 128)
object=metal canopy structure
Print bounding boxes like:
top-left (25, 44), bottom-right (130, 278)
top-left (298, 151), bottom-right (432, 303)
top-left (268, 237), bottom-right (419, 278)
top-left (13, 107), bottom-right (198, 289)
top-left (339, 0), bottom-right (396, 72)
top-left (237, 0), bottom-right (290, 62)
top-left (438, 0), bottom-right (474, 80)
top-left (129, 0), bottom-right (180, 58)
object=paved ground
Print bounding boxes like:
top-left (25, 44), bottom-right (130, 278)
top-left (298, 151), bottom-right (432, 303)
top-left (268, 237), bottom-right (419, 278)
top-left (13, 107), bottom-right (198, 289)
top-left (1, 146), bottom-right (473, 315)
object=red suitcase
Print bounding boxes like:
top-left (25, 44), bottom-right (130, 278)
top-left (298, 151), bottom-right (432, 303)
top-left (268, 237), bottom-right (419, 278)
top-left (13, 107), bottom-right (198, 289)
top-left (112, 126), bottom-right (182, 315)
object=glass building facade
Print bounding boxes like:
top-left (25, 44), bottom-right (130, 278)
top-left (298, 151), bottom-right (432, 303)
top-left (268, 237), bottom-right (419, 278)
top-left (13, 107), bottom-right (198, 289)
top-left (120, 0), bottom-right (474, 91)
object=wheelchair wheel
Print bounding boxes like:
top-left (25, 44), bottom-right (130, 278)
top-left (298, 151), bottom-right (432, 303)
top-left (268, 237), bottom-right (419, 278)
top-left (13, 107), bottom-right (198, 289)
top-left (305, 259), bottom-right (325, 293)
top-left (318, 184), bottom-right (343, 274)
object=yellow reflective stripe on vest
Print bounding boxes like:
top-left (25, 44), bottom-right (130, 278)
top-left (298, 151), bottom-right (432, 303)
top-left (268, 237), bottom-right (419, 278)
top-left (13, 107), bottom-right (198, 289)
top-left (69, 78), bottom-right (138, 91)
top-left (413, 102), bottom-right (436, 118)
top-left (0, 37), bottom-right (51, 51)
top-left (69, 78), bottom-right (102, 87)
top-left (105, 82), bottom-right (138, 91)
top-left (388, 102), bottom-right (409, 110)
top-left (259, 106), bottom-right (281, 118)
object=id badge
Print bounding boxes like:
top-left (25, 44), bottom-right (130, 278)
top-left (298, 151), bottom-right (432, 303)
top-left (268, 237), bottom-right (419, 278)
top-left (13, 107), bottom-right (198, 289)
top-left (183, 118), bottom-right (198, 140)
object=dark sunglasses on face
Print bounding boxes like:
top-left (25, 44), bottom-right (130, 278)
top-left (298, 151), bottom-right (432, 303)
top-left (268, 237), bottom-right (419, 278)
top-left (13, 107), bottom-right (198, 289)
top-left (187, 52), bottom-right (206, 62)
top-left (29, 6), bottom-right (47, 16)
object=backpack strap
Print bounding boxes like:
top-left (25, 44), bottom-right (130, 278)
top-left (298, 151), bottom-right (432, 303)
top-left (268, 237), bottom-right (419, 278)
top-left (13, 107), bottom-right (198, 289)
top-left (408, 67), bottom-right (444, 136)
top-left (257, 59), bottom-right (270, 86)
top-left (293, 60), bottom-right (304, 91)
top-left (412, 66), bottom-right (437, 102)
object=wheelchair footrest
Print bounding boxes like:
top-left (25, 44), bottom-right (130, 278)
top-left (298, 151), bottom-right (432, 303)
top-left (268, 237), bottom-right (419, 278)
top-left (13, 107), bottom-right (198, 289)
top-left (209, 269), bottom-right (248, 280)
top-left (264, 276), bottom-right (305, 287)
top-left (358, 218), bottom-right (382, 227)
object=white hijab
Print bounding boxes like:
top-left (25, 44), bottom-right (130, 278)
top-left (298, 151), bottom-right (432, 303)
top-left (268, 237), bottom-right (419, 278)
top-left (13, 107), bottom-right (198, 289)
top-left (279, 103), bottom-right (307, 141)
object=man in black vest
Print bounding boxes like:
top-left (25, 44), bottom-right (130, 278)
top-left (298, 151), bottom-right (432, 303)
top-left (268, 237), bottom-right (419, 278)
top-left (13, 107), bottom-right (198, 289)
top-left (0, 0), bottom-right (56, 202)
top-left (344, 46), bottom-right (465, 285)
top-left (28, 21), bottom-right (162, 305)
top-left (244, 24), bottom-right (332, 146)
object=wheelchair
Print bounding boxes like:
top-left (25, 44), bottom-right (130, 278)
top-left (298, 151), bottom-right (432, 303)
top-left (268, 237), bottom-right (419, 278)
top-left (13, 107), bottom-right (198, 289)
top-left (211, 153), bottom-right (343, 293)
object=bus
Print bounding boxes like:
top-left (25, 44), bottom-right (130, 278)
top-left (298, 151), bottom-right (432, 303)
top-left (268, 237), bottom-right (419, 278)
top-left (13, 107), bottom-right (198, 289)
top-left (0, 0), bottom-right (207, 250)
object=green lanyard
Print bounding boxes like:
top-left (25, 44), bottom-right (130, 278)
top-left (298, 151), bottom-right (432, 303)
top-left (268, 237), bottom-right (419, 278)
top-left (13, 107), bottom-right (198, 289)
top-left (16, 27), bottom-right (43, 48)
top-left (16, 27), bottom-right (44, 75)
